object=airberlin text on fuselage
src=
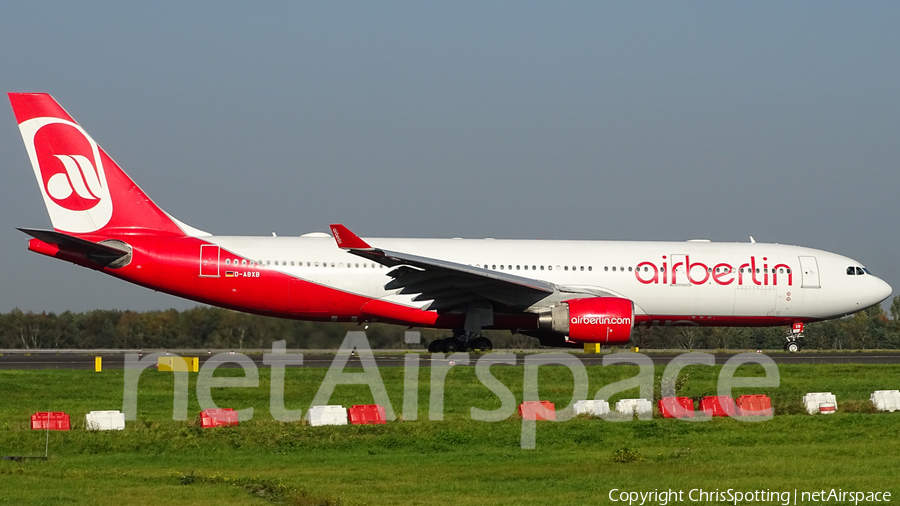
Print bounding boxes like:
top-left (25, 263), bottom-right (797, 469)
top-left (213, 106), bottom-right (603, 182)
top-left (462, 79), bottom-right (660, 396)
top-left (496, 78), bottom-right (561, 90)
top-left (571, 316), bottom-right (631, 325)
top-left (635, 256), bottom-right (793, 287)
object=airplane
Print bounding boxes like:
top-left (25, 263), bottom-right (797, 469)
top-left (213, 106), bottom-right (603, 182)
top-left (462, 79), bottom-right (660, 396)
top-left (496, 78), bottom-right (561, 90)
top-left (8, 93), bottom-right (893, 353)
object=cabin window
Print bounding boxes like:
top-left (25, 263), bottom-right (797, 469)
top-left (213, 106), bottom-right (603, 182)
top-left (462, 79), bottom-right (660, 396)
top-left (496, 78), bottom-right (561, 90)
top-left (589, 266), bottom-right (593, 271)
top-left (612, 266), bottom-right (616, 272)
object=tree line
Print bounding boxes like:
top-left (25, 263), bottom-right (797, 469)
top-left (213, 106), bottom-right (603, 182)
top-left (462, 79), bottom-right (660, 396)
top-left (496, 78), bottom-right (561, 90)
top-left (2, 296), bottom-right (900, 350)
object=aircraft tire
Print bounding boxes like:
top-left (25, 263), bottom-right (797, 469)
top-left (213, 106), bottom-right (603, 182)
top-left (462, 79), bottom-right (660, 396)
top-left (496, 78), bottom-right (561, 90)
top-left (442, 338), bottom-right (462, 353)
top-left (787, 342), bottom-right (801, 353)
top-left (428, 339), bottom-right (443, 353)
top-left (471, 337), bottom-right (493, 352)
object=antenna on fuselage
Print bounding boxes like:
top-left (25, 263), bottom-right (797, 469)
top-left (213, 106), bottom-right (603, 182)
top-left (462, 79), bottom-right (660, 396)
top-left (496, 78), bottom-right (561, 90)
top-left (749, 236), bottom-right (756, 244)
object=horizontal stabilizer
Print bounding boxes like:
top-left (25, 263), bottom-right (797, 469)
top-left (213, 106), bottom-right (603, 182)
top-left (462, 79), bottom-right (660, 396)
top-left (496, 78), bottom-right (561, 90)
top-left (18, 228), bottom-right (130, 265)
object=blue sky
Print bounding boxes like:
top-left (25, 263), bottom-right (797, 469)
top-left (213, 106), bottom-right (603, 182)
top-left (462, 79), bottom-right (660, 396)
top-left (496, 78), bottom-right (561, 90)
top-left (1, 2), bottom-right (898, 312)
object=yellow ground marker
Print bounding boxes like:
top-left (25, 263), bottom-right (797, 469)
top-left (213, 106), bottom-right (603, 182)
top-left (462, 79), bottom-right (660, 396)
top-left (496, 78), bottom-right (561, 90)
top-left (158, 356), bottom-right (199, 372)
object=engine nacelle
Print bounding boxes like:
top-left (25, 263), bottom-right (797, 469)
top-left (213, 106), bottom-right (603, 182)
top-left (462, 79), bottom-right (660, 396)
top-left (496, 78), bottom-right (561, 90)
top-left (537, 297), bottom-right (634, 344)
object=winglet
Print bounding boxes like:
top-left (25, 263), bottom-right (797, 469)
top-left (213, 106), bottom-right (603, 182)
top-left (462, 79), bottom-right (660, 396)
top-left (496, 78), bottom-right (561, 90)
top-left (330, 224), bottom-right (373, 250)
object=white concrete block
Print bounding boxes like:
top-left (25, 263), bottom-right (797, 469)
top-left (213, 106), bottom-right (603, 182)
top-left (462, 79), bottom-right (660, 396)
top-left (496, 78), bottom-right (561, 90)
top-left (85, 410), bottom-right (125, 430)
top-left (871, 390), bottom-right (900, 412)
top-left (803, 393), bottom-right (837, 415)
top-left (574, 400), bottom-right (610, 417)
top-left (615, 398), bottom-right (652, 417)
top-left (306, 405), bottom-right (348, 426)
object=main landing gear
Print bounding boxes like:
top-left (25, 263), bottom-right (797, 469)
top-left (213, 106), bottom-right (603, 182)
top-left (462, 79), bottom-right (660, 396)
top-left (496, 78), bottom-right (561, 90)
top-left (427, 331), bottom-right (493, 354)
top-left (784, 322), bottom-right (804, 353)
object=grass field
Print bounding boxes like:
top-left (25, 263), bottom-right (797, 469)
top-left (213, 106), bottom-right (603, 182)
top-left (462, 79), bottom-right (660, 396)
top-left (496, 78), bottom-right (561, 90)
top-left (0, 359), bottom-right (898, 505)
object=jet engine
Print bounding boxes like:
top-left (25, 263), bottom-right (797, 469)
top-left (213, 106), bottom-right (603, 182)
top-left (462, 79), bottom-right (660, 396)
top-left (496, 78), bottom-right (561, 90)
top-left (537, 297), bottom-right (634, 344)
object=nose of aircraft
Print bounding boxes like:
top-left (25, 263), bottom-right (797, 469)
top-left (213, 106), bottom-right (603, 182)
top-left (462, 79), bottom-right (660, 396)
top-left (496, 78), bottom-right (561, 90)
top-left (874, 277), bottom-right (893, 303)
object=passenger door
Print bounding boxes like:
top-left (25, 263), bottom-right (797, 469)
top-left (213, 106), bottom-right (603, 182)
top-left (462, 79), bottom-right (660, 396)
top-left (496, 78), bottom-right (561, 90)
top-left (669, 254), bottom-right (690, 286)
top-left (799, 256), bottom-right (820, 288)
top-left (199, 245), bottom-right (220, 277)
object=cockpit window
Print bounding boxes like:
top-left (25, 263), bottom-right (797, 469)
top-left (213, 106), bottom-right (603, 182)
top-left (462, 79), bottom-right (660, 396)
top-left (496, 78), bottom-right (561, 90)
top-left (856, 267), bottom-right (865, 275)
top-left (863, 268), bottom-right (872, 275)
top-left (847, 266), bottom-right (856, 275)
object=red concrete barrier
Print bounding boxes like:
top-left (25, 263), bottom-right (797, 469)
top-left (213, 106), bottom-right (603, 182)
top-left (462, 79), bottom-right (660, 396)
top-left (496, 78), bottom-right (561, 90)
top-left (658, 397), bottom-right (695, 418)
top-left (31, 412), bottom-right (70, 431)
top-left (200, 408), bottom-right (239, 428)
top-left (518, 401), bottom-right (556, 421)
top-left (736, 395), bottom-right (773, 416)
top-left (348, 404), bottom-right (387, 425)
top-left (700, 396), bottom-right (737, 417)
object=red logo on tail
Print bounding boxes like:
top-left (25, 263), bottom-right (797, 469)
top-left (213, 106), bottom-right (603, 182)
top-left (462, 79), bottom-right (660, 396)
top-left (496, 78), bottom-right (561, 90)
top-left (34, 122), bottom-right (105, 212)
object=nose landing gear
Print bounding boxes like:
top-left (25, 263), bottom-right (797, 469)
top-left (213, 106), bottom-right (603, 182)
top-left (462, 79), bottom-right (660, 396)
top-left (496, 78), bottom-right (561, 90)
top-left (785, 322), bottom-right (804, 353)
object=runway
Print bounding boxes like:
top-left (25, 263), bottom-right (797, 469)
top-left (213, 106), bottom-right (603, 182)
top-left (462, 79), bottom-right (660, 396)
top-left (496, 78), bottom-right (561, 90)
top-left (1, 350), bottom-right (900, 370)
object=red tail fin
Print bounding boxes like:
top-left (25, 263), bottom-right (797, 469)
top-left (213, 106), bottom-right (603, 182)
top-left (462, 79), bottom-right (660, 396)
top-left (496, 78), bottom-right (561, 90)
top-left (8, 93), bottom-right (206, 237)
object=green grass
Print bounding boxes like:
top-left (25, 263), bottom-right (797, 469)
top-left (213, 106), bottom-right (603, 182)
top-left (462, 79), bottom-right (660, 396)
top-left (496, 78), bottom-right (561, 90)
top-left (0, 361), bottom-right (898, 504)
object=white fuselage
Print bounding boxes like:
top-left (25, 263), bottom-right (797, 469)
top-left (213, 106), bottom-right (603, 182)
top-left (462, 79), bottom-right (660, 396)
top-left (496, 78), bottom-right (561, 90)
top-left (207, 235), bottom-right (892, 323)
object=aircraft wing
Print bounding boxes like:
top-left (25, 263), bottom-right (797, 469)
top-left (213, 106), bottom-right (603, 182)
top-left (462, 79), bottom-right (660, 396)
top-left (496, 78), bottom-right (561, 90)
top-left (329, 224), bottom-right (555, 310)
